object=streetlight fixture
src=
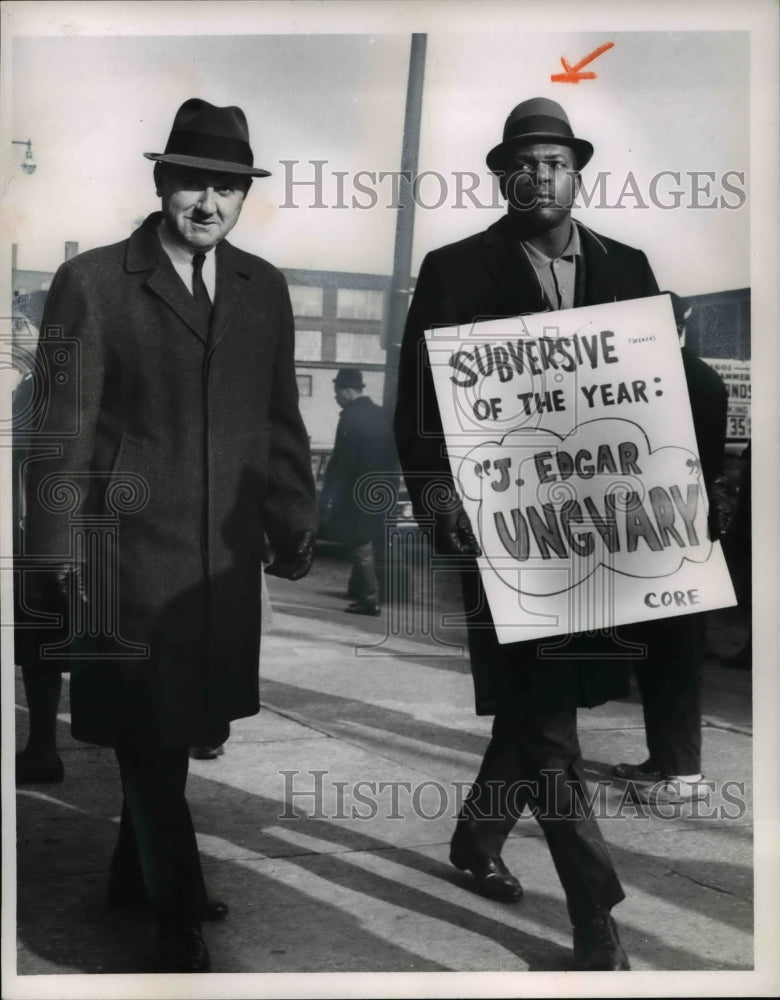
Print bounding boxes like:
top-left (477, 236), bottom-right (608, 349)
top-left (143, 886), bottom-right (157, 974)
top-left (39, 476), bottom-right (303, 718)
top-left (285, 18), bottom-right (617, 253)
top-left (11, 139), bottom-right (36, 175)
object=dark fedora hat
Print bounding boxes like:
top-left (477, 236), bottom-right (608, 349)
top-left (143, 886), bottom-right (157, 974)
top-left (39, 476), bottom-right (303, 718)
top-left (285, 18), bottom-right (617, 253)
top-left (144, 98), bottom-right (271, 177)
top-left (334, 368), bottom-right (365, 390)
top-left (486, 97), bottom-right (594, 173)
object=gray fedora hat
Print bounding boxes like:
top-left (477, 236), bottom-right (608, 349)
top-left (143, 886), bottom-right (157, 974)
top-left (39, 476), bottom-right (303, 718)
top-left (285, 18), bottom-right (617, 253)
top-left (486, 97), bottom-right (594, 173)
top-left (144, 98), bottom-right (271, 177)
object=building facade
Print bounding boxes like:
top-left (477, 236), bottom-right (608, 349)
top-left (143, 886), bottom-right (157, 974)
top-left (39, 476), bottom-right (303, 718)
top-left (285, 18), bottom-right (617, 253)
top-left (11, 243), bottom-right (751, 449)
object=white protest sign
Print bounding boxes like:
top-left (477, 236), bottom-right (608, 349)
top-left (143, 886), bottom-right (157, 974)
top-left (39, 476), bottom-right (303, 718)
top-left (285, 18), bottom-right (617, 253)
top-left (425, 295), bottom-right (737, 644)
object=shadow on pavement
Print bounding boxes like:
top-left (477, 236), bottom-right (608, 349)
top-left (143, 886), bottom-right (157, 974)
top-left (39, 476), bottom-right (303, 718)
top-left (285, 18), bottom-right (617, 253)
top-left (15, 700), bottom-right (752, 975)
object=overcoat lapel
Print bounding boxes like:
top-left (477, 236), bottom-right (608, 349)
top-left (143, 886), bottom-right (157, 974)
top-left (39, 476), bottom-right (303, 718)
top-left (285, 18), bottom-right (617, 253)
top-left (125, 213), bottom-right (209, 343)
top-left (209, 242), bottom-right (252, 353)
top-left (481, 216), bottom-right (548, 316)
top-left (575, 223), bottom-right (619, 306)
top-left (146, 264), bottom-right (210, 343)
top-left (479, 216), bottom-right (622, 314)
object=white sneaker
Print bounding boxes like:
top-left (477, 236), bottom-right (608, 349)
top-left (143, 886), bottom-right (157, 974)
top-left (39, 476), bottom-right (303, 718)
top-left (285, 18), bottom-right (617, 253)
top-left (637, 777), bottom-right (710, 805)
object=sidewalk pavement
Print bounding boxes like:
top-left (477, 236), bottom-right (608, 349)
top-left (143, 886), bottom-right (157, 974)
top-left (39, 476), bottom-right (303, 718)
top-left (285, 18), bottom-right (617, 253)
top-left (13, 547), bottom-right (753, 977)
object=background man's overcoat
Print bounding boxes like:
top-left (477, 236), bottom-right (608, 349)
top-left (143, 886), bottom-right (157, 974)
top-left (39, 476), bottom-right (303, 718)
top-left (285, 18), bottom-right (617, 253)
top-left (321, 395), bottom-right (398, 544)
top-left (22, 212), bottom-right (316, 748)
top-left (395, 215), bottom-right (721, 716)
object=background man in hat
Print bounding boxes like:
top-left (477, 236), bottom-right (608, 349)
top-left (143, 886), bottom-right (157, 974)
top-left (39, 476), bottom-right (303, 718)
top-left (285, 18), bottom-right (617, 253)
top-left (18, 98), bottom-right (317, 973)
top-left (320, 368), bottom-right (398, 616)
top-left (395, 97), bottom-right (728, 971)
top-left (613, 292), bottom-right (729, 797)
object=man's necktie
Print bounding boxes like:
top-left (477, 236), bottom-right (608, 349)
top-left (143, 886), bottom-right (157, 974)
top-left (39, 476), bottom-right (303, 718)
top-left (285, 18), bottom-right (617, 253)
top-left (192, 252), bottom-right (212, 330)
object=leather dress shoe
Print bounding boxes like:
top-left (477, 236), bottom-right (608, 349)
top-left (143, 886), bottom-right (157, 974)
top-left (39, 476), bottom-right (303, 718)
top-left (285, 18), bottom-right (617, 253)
top-left (613, 758), bottom-right (660, 782)
top-left (156, 924), bottom-right (210, 973)
top-left (449, 845), bottom-right (523, 902)
top-left (106, 882), bottom-right (229, 922)
top-left (345, 600), bottom-right (381, 616)
top-left (572, 911), bottom-right (630, 971)
top-left (15, 750), bottom-right (64, 784)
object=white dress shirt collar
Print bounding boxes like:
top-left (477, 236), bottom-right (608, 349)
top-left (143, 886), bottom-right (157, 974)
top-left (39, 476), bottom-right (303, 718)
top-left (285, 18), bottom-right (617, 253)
top-left (156, 220), bottom-right (217, 301)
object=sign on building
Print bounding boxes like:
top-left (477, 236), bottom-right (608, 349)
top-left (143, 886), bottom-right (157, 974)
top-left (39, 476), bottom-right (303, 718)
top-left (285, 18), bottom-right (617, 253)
top-left (701, 357), bottom-right (751, 442)
top-left (425, 296), bottom-right (736, 644)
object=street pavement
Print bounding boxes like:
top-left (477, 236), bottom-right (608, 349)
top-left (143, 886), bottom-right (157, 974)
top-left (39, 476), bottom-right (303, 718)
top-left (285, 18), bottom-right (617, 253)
top-left (13, 543), bottom-right (754, 983)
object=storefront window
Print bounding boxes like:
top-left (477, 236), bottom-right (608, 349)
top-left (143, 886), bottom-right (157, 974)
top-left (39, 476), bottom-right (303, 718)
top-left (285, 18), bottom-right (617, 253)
top-left (295, 329), bottom-right (323, 361)
top-left (288, 284), bottom-right (323, 318)
top-left (335, 331), bottom-right (384, 363)
top-left (336, 288), bottom-right (384, 321)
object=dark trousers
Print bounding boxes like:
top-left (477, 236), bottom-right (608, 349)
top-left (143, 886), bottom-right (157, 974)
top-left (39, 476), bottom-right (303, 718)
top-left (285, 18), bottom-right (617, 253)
top-left (348, 540), bottom-right (380, 603)
top-left (348, 530), bottom-right (386, 604)
top-left (632, 615), bottom-right (705, 776)
top-left (455, 705), bottom-right (624, 924)
top-left (111, 745), bottom-right (207, 927)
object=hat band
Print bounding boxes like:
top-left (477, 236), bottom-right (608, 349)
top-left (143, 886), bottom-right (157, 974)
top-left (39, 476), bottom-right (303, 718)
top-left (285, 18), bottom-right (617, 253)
top-left (504, 114), bottom-right (575, 142)
top-left (164, 129), bottom-right (254, 167)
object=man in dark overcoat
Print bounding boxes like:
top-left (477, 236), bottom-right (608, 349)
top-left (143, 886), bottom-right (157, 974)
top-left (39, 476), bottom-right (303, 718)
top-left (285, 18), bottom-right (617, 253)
top-left (395, 97), bottom-right (726, 971)
top-left (320, 368), bottom-right (399, 615)
top-left (18, 99), bottom-right (317, 972)
top-left (614, 292), bottom-right (729, 794)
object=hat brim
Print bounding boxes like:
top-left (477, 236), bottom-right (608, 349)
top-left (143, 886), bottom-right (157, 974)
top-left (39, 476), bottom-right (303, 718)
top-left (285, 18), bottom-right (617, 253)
top-left (144, 152), bottom-right (271, 178)
top-left (486, 134), bottom-right (593, 173)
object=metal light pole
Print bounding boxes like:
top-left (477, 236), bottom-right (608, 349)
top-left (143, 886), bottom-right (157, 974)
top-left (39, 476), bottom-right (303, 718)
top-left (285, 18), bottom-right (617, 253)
top-left (382, 33), bottom-right (426, 411)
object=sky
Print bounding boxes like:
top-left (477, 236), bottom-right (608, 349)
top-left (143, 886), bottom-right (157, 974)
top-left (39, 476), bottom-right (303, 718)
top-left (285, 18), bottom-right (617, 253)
top-left (5, 19), bottom-right (751, 297)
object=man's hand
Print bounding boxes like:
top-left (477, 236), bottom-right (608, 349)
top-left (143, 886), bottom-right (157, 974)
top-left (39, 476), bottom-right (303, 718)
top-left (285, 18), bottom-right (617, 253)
top-left (434, 504), bottom-right (482, 557)
top-left (266, 529), bottom-right (316, 581)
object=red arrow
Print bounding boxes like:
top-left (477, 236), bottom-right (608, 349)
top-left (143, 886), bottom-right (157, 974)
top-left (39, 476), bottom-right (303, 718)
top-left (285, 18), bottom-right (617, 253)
top-left (551, 42), bottom-right (614, 83)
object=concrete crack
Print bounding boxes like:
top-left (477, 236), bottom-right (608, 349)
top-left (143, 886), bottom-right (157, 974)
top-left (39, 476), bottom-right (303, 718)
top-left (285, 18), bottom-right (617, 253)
top-left (702, 719), bottom-right (752, 737)
top-left (666, 867), bottom-right (737, 896)
top-left (263, 704), bottom-right (335, 739)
